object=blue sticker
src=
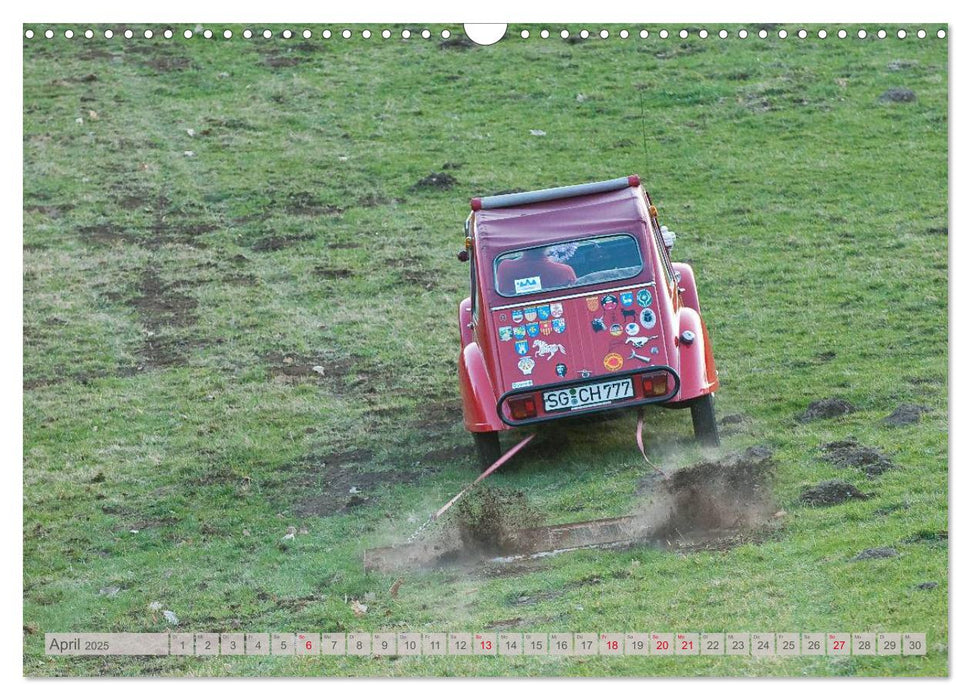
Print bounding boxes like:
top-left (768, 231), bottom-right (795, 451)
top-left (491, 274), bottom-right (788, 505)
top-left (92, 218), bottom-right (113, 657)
top-left (637, 289), bottom-right (652, 307)
top-left (526, 322), bottom-right (540, 338)
top-left (498, 326), bottom-right (513, 341)
top-left (511, 309), bottom-right (524, 323)
top-left (513, 326), bottom-right (527, 340)
top-left (555, 363), bottom-right (567, 377)
top-left (537, 305), bottom-right (551, 320)
top-left (620, 292), bottom-right (634, 307)
top-left (552, 318), bottom-right (567, 334)
top-left (515, 340), bottom-right (529, 356)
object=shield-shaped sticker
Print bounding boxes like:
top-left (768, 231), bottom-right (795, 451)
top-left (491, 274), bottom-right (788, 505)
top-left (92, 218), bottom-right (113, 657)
top-left (518, 356), bottom-right (535, 375)
top-left (552, 318), bottom-right (566, 333)
top-left (524, 307), bottom-right (538, 322)
top-left (526, 323), bottom-right (540, 338)
top-left (498, 326), bottom-right (513, 341)
top-left (540, 320), bottom-right (553, 336)
top-left (550, 303), bottom-right (563, 318)
top-left (513, 326), bottom-right (527, 340)
top-left (586, 297), bottom-right (599, 312)
top-left (515, 340), bottom-right (529, 355)
top-left (537, 305), bottom-right (551, 320)
top-left (511, 309), bottom-right (524, 323)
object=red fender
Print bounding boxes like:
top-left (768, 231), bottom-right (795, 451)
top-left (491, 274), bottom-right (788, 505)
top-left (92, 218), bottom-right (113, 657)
top-left (673, 262), bottom-right (700, 313)
top-left (457, 342), bottom-right (505, 432)
top-left (458, 297), bottom-right (474, 347)
top-left (675, 306), bottom-right (718, 400)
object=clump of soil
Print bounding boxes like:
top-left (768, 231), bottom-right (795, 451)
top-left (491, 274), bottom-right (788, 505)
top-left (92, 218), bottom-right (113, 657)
top-left (413, 172), bottom-right (457, 190)
top-left (640, 446), bottom-right (777, 540)
top-left (455, 488), bottom-right (542, 555)
top-left (851, 547), bottom-right (898, 561)
top-left (251, 234), bottom-right (315, 252)
top-left (439, 34), bottom-right (477, 50)
top-left (822, 438), bottom-right (896, 477)
top-left (883, 404), bottom-right (930, 426)
top-left (797, 398), bottom-right (856, 422)
top-left (879, 87), bottom-right (916, 103)
top-left (916, 582), bottom-right (938, 590)
top-left (800, 479), bottom-right (869, 507)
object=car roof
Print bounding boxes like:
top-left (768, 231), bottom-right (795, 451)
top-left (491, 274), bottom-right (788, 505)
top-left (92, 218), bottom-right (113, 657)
top-left (472, 177), bottom-right (651, 262)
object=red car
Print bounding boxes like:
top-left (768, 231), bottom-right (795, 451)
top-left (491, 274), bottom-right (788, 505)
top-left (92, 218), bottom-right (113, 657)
top-left (457, 175), bottom-right (720, 469)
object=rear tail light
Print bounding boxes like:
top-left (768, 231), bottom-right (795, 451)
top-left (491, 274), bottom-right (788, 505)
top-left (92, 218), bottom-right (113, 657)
top-left (508, 395), bottom-right (538, 420)
top-left (641, 372), bottom-right (669, 397)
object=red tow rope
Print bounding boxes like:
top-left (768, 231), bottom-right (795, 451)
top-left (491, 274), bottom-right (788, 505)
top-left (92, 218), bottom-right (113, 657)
top-left (636, 407), bottom-right (666, 478)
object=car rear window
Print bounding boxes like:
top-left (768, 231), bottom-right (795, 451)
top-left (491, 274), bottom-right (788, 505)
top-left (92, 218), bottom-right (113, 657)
top-left (494, 233), bottom-right (645, 297)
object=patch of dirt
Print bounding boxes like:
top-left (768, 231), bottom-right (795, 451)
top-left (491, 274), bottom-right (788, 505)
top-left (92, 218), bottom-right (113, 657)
top-left (78, 223), bottom-right (130, 245)
top-left (455, 488), bottom-right (542, 555)
top-left (290, 459), bottom-right (424, 517)
top-left (719, 413), bottom-right (746, 426)
top-left (263, 54), bottom-right (305, 68)
top-left (439, 34), bottom-right (477, 50)
top-left (799, 479), bottom-right (869, 507)
top-left (797, 397), bottom-right (856, 422)
top-left (904, 529), bottom-right (947, 544)
top-left (223, 273), bottom-right (257, 286)
top-left (851, 547), bottom-right (898, 561)
top-left (282, 192), bottom-right (343, 217)
top-left (420, 444), bottom-right (474, 464)
top-left (128, 269), bottom-right (199, 369)
top-left (883, 404), bottom-right (930, 426)
top-left (142, 54), bottom-right (194, 73)
top-left (264, 352), bottom-right (355, 383)
top-left (116, 193), bottom-right (150, 210)
top-left (879, 87), bottom-right (916, 103)
top-left (916, 582), bottom-right (938, 590)
top-left (25, 203), bottom-right (75, 219)
top-left (251, 234), bottom-right (315, 252)
top-left (821, 438), bottom-right (896, 477)
top-left (313, 265), bottom-right (354, 280)
top-left (412, 172), bottom-right (457, 191)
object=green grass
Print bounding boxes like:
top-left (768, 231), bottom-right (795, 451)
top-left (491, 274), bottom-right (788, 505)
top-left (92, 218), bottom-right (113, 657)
top-left (23, 24), bottom-right (947, 676)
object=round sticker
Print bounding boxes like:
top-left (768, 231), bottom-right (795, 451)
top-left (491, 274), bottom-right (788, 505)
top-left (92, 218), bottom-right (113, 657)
top-left (601, 294), bottom-right (618, 310)
top-left (637, 289), bottom-right (652, 307)
top-left (639, 308), bottom-right (657, 330)
top-left (609, 323), bottom-right (623, 337)
top-left (625, 322), bottom-right (640, 336)
top-left (603, 353), bottom-right (624, 371)
top-left (518, 356), bottom-right (535, 375)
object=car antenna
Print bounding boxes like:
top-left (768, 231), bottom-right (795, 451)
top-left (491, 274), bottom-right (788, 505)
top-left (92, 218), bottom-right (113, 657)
top-left (637, 85), bottom-right (649, 175)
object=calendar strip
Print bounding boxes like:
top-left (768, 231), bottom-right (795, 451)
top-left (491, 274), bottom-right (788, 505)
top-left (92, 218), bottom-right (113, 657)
top-left (44, 632), bottom-right (926, 657)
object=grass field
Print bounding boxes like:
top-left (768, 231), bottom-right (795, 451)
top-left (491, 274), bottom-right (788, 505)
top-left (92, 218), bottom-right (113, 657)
top-left (22, 24), bottom-right (948, 676)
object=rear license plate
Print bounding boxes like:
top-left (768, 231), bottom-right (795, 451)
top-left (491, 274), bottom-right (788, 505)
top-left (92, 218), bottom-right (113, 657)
top-left (543, 378), bottom-right (634, 413)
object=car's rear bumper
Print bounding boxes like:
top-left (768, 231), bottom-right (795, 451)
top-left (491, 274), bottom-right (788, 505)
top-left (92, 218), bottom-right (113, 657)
top-left (495, 366), bottom-right (681, 427)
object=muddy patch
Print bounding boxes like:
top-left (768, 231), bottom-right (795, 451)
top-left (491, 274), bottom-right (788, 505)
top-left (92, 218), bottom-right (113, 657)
top-left (439, 34), bottom-right (477, 50)
top-left (799, 479), bottom-right (869, 507)
top-left (797, 397), bottom-right (856, 422)
top-left (251, 234), bottom-right (315, 252)
top-left (883, 404), bottom-right (930, 426)
top-left (25, 203), bottom-right (75, 219)
top-left (290, 457), bottom-right (426, 517)
top-left (264, 352), bottom-right (355, 384)
top-left (412, 172), bottom-right (457, 191)
top-left (821, 438), bottom-right (896, 477)
top-left (879, 87), bottom-right (916, 103)
top-left (282, 192), bottom-right (343, 217)
top-left (313, 265), bottom-right (354, 280)
top-left (851, 547), bottom-right (898, 561)
top-left (77, 223), bottom-right (130, 246)
top-left (128, 269), bottom-right (199, 369)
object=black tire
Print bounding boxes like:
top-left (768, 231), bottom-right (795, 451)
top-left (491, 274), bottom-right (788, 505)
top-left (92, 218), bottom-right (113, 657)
top-left (690, 394), bottom-right (720, 447)
top-left (473, 431), bottom-right (502, 471)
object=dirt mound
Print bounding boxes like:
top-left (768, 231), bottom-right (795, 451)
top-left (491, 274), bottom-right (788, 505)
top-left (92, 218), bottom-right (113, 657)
top-left (879, 87), bottom-right (916, 103)
top-left (413, 172), bottom-right (457, 190)
top-left (797, 398), bottom-right (856, 422)
top-left (800, 479), bottom-right (869, 506)
top-left (851, 547), bottom-right (898, 561)
top-left (822, 438), bottom-right (895, 477)
top-left (883, 404), bottom-right (930, 426)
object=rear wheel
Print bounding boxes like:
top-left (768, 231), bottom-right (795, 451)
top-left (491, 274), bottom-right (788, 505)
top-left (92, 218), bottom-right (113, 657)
top-left (690, 394), bottom-right (720, 446)
top-left (473, 431), bottom-right (502, 471)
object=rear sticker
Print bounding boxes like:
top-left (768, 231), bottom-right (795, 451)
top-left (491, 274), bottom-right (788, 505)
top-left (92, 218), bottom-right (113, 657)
top-left (533, 339), bottom-right (566, 361)
top-left (550, 303), bottom-right (563, 318)
top-left (637, 289), bottom-right (653, 307)
top-left (601, 294), bottom-right (618, 310)
top-left (498, 326), bottom-right (513, 341)
top-left (526, 322), bottom-right (540, 337)
top-left (511, 309), bottom-right (524, 323)
top-left (555, 363), bottom-right (568, 377)
top-left (552, 318), bottom-right (567, 333)
top-left (629, 350), bottom-right (652, 364)
top-left (626, 336), bottom-right (649, 348)
top-left (620, 291), bottom-right (634, 307)
top-left (515, 277), bottom-right (542, 295)
top-left (537, 305), bottom-right (551, 320)
top-left (621, 308), bottom-right (637, 323)
top-left (609, 323), bottom-right (623, 337)
top-left (511, 380), bottom-right (533, 389)
top-left (586, 296), bottom-right (599, 312)
top-left (517, 356), bottom-right (536, 375)
top-left (603, 353), bottom-right (624, 371)
top-left (539, 320), bottom-right (553, 336)
top-left (650, 346), bottom-right (660, 355)
top-left (640, 308), bottom-right (657, 329)
top-left (515, 340), bottom-right (529, 355)
top-left (513, 326), bottom-right (527, 340)
top-left (591, 317), bottom-right (605, 332)
top-left (625, 322), bottom-right (640, 336)
top-left (523, 307), bottom-right (538, 322)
